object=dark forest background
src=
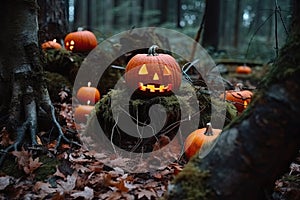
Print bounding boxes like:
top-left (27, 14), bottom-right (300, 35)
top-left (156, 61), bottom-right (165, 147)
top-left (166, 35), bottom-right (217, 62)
top-left (63, 0), bottom-right (291, 62)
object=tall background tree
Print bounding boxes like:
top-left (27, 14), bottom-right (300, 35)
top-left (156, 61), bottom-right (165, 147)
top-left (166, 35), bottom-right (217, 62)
top-left (165, 0), bottom-right (300, 199)
top-left (37, 0), bottom-right (69, 44)
top-left (202, 0), bottom-right (220, 50)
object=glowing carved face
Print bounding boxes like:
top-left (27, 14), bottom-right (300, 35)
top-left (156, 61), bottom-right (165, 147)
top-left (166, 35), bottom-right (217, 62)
top-left (65, 40), bottom-right (75, 51)
top-left (64, 30), bottom-right (97, 52)
top-left (125, 51), bottom-right (182, 95)
top-left (137, 64), bottom-right (172, 93)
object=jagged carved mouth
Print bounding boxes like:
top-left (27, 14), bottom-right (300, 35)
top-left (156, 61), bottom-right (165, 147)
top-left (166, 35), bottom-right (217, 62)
top-left (138, 82), bottom-right (172, 93)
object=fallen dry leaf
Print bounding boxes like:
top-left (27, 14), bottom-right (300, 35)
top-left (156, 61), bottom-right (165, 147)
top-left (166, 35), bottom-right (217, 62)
top-left (53, 166), bottom-right (66, 179)
top-left (105, 173), bottom-right (129, 192)
top-left (0, 176), bottom-right (11, 190)
top-left (0, 127), bottom-right (14, 146)
top-left (23, 157), bottom-right (43, 174)
top-left (71, 186), bottom-right (94, 200)
top-left (137, 189), bottom-right (157, 199)
top-left (11, 149), bottom-right (31, 169)
top-left (33, 181), bottom-right (58, 198)
top-left (56, 172), bottom-right (77, 193)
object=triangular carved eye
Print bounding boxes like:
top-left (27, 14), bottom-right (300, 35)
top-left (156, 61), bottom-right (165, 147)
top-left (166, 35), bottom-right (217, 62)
top-left (163, 65), bottom-right (171, 76)
top-left (138, 64), bottom-right (148, 75)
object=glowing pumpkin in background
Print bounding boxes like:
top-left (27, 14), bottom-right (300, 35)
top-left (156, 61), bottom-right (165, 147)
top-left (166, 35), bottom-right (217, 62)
top-left (74, 101), bottom-right (94, 123)
top-left (41, 39), bottom-right (62, 50)
top-left (235, 65), bottom-right (252, 74)
top-left (184, 122), bottom-right (221, 160)
top-left (220, 83), bottom-right (253, 113)
top-left (125, 45), bottom-right (182, 95)
top-left (76, 82), bottom-right (100, 105)
top-left (64, 29), bottom-right (97, 52)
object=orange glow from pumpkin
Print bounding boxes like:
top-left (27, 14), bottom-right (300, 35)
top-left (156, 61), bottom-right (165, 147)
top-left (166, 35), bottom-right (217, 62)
top-left (65, 40), bottom-right (75, 51)
top-left (244, 100), bottom-right (248, 108)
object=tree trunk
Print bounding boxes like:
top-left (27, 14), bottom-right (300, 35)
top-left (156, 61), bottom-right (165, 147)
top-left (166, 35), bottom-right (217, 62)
top-left (159, 0), bottom-right (168, 25)
top-left (86, 0), bottom-right (92, 30)
top-left (233, 0), bottom-right (241, 48)
top-left (202, 0), bottom-right (220, 50)
top-left (176, 0), bottom-right (182, 28)
top-left (219, 0), bottom-right (227, 48)
top-left (165, 0), bottom-right (300, 199)
top-left (0, 0), bottom-right (78, 165)
top-left (73, 0), bottom-right (86, 30)
top-left (37, 0), bottom-right (69, 44)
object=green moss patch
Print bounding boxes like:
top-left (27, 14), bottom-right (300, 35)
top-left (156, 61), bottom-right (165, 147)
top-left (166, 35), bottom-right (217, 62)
top-left (167, 158), bottom-right (211, 200)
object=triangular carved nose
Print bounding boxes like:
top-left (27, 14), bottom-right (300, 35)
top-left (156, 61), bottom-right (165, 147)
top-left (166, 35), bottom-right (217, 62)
top-left (153, 73), bottom-right (159, 80)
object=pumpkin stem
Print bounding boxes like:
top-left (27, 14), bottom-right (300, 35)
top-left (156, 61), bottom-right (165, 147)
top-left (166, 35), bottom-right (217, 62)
top-left (204, 122), bottom-right (214, 136)
top-left (235, 83), bottom-right (243, 91)
top-left (148, 45), bottom-right (159, 56)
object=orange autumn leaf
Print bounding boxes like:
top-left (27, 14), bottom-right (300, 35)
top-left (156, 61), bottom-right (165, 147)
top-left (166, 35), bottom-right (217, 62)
top-left (11, 149), bottom-right (31, 168)
top-left (23, 157), bottom-right (43, 174)
top-left (0, 128), bottom-right (14, 146)
top-left (104, 174), bottom-right (129, 192)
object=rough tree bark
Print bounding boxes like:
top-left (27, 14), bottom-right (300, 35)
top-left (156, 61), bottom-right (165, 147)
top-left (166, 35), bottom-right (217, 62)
top-left (0, 0), bottom-right (79, 164)
top-left (165, 0), bottom-right (300, 199)
top-left (37, 0), bottom-right (69, 44)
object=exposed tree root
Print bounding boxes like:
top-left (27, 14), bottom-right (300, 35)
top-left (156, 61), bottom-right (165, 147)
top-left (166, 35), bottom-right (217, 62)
top-left (0, 45), bottom-right (81, 166)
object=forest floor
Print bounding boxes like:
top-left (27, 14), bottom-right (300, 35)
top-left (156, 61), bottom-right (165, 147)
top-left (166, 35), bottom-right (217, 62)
top-left (0, 58), bottom-right (299, 199)
top-left (0, 103), bottom-right (299, 200)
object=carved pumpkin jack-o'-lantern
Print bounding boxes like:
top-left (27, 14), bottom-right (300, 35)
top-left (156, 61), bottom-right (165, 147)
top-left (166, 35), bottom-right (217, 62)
top-left (64, 29), bottom-right (97, 52)
top-left (125, 45), bottom-right (182, 95)
top-left (220, 83), bottom-right (253, 113)
top-left (41, 39), bottom-right (62, 50)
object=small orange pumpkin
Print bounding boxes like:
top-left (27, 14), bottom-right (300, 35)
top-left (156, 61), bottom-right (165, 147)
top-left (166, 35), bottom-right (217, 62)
top-left (64, 29), bottom-right (97, 52)
top-left (125, 45), bottom-right (182, 95)
top-left (74, 104), bottom-right (94, 123)
top-left (235, 65), bottom-right (252, 74)
top-left (184, 123), bottom-right (221, 160)
top-left (41, 39), bottom-right (62, 50)
top-left (220, 83), bottom-right (253, 113)
top-left (76, 82), bottom-right (100, 105)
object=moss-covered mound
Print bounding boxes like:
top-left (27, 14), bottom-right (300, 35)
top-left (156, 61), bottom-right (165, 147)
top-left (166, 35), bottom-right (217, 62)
top-left (41, 48), bottom-right (84, 84)
top-left (44, 71), bottom-right (72, 103)
top-left (84, 82), bottom-right (237, 154)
